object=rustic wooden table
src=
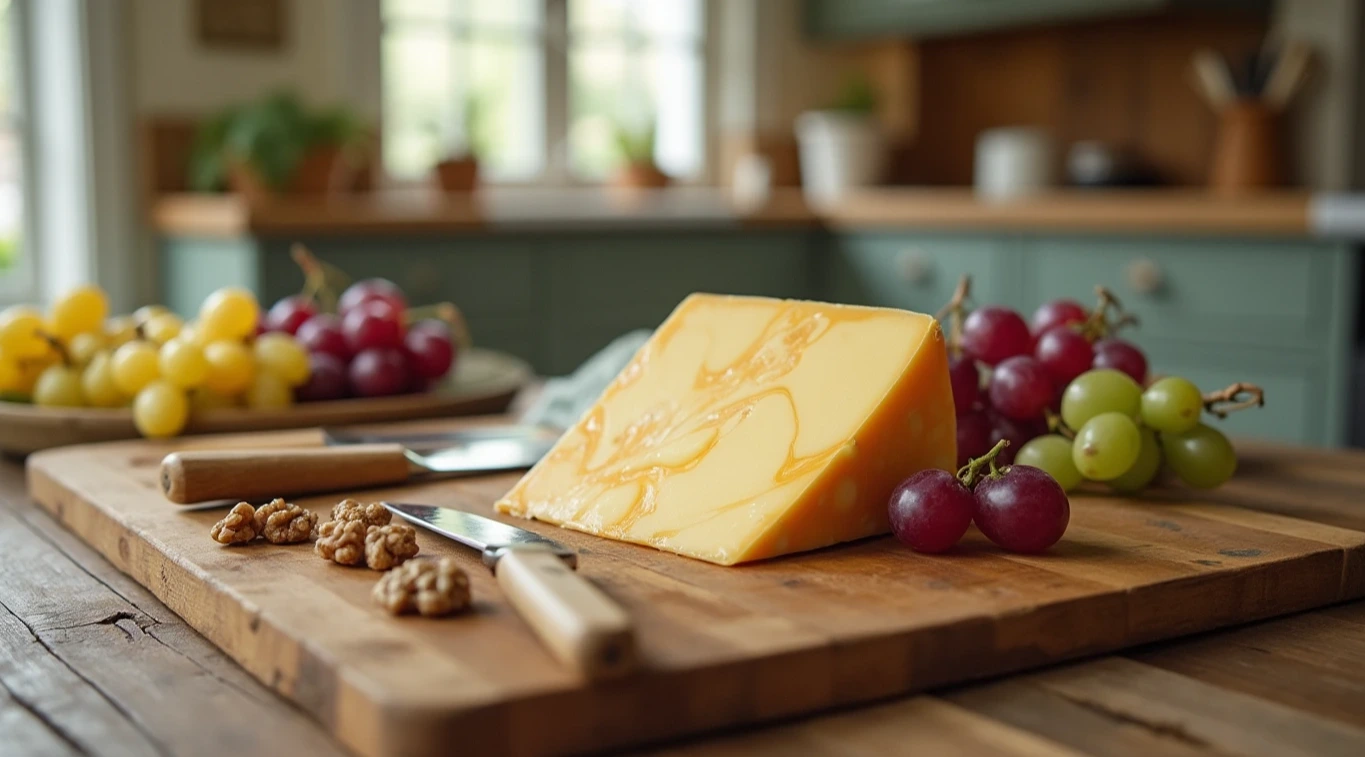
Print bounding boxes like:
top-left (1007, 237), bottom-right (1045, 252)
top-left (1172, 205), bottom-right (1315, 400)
top-left (3, 445), bottom-right (1364, 757)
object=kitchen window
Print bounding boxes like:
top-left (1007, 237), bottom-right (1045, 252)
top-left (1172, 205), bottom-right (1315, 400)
top-left (0, 0), bottom-right (30, 302)
top-left (380, 0), bottom-right (707, 184)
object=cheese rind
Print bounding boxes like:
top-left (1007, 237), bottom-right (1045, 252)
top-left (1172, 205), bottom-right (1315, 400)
top-left (496, 294), bottom-right (957, 565)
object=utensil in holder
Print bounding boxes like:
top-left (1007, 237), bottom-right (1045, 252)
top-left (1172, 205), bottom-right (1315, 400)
top-left (1210, 100), bottom-right (1282, 193)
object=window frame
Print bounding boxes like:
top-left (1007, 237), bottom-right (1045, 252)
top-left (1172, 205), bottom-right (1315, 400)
top-left (0, 0), bottom-right (36, 305)
top-left (379, 0), bottom-right (716, 188)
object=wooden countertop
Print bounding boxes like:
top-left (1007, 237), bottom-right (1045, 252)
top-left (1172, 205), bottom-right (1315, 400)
top-left (150, 187), bottom-right (1316, 239)
top-left (5, 439), bottom-right (1365, 756)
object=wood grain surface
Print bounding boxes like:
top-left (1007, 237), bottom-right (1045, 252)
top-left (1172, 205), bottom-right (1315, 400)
top-left (23, 422), bottom-right (1365, 757)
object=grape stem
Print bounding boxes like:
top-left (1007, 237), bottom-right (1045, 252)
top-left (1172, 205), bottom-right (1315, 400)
top-left (956, 438), bottom-right (1010, 488)
top-left (38, 332), bottom-right (70, 367)
top-left (1203, 382), bottom-right (1265, 419)
top-left (290, 243), bottom-right (349, 314)
top-left (1079, 286), bottom-right (1140, 341)
top-left (405, 302), bottom-right (474, 348)
top-left (934, 275), bottom-right (972, 357)
top-left (1044, 408), bottom-right (1075, 439)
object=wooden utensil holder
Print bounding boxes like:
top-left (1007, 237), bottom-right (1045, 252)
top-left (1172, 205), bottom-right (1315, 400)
top-left (1210, 100), bottom-right (1283, 193)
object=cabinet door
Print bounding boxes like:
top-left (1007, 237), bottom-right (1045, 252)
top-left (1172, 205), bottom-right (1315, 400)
top-left (828, 233), bottom-right (1011, 314)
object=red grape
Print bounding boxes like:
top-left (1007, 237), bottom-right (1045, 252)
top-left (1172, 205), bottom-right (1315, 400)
top-left (1031, 299), bottom-right (1087, 337)
top-left (1034, 327), bottom-right (1095, 388)
top-left (295, 353), bottom-right (348, 402)
top-left (349, 347), bottom-right (412, 397)
top-left (956, 411), bottom-right (991, 468)
top-left (948, 354), bottom-right (981, 415)
top-left (988, 411), bottom-right (1043, 465)
top-left (296, 314), bottom-right (351, 361)
top-left (1093, 338), bottom-right (1148, 385)
top-left (887, 469), bottom-right (976, 553)
top-left (343, 301), bottom-right (405, 353)
top-left (339, 278), bottom-right (407, 316)
top-left (264, 295), bottom-right (318, 335)
top-left (404, 327), bottom-right (455, 380)
top-left (972, 465), bottom-right (1070, 553)
top-left (988, 355), bottom-right (1053, 421)
top-left (961, 306), bottom-right (1031, 366)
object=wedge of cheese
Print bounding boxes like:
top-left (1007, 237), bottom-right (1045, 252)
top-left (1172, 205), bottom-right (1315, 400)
top-left (496, 294), bottom-right (956, 565)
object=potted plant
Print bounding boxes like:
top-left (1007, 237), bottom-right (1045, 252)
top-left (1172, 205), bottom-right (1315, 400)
top-left (610, 118), bottom-right (670, 190)
top-left (794, 75), bottom-right (884, 207)
top-left (433, 94), bottom-right (485, 193)
top-left (188, 90), bottom-right (369, 202)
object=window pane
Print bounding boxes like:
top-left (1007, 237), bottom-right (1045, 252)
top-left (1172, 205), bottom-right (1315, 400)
top-left (568, 43), bottom-right (703, 180)
top-left (466, 0), bottom-right (541, 30)
top-left (570, 0), bottom-right (702, 41)
top-left (382, 28), bottom-right (457, 179)
top-left (467, 38), bottom-right (544, 180)
top-left (384, 0), bottom-right (454, 23)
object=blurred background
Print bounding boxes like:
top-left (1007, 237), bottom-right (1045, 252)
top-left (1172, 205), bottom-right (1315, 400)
top-left (1, 0), bottom-right (1364, 447)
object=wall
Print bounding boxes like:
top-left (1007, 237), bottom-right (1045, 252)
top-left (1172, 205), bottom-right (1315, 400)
top-left (129, 0), bottom-right (379, 117)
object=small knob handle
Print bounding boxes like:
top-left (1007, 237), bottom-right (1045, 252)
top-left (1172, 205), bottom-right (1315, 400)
top-left (1126, 258), bottom-right (1163, 295)
top-left (897, 248), bottom-right (933, 286)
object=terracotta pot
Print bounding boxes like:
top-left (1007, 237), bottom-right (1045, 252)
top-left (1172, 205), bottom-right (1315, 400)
top-left (612, 162), bottom-right (671, 190)
top-left (226, 161), bottom-right (273, 206)
top-left (434, 156), bottom-right (480, 193)
top-left (289, 144), bottom-right (350, 195)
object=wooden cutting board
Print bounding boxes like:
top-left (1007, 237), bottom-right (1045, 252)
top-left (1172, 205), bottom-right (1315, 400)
top-left (25, 421), bottom-right (1365, 757)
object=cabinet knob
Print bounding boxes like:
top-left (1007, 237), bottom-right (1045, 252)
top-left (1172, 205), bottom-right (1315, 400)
top-left (897, 248), bottom-right (934, 286)
top-left (1126, 258), bottom-right (1163, 295)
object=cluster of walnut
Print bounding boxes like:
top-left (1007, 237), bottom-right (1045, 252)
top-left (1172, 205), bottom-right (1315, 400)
top-left (210, 499), bottom-right (318, 546)
top-left (372, 558), bottom-right (471, 617)
top-left (314, 499), bottom-right (419, 570)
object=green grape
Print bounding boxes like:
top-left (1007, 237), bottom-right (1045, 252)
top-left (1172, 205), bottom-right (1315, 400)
top-left (1109, 427), bottom-right (1161, 493)
top-left (104, 315), bottom-right (138, 347)
top-left (0, 305), bottom-right (50, 358)
top-left (49, 285), bottom-right (109, 340)
top-left (1072, 411), bottom-right (1141, 481)
top-left (67, 331), bottom-right (107, 367)
top-left (81, 352), bottom-right (125, 408)
top-left (1162, 423), bottom-right (1237, 489)
top-left (198, 287), bottom-right (259, 343)
top-left (111, 340), bottom-right (161, 395)
top-left (1014, 434), bottom-right (1083, 492)
top-left (1140, 376), bottom-right (1203, 434)
top-left (253, 332), bottom-right (311, 387)
top-left (202, 340), bottom-right (255, 396)
top-left (245, 371), bottom-right (293, 409)
top-left (190, 387), bottom-right (237, 412)
top-left (1061, 369), bottom-right (1142, 430)
top-left (142, 312), bottom-right (184, 345)
top-left (132, 304), bottom-right (168, 325)
top-left (133, 380), bottom-right (189, 438)
top-left (159, 338), bottom-right (209, 389)
top-left (33, 365), bottom-right (85, 407)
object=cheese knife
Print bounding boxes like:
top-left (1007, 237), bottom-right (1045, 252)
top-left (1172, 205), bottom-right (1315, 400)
top-left (159, 425), bottom-right (558, 505)
top-left (384, 502), bottom-right (636, 679)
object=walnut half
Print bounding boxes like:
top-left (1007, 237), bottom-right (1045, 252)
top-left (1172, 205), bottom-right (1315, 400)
top-left (314, 520), bottom-right (368, 566)
top-left (210, 502), bottom-right (258, 545)
top-left (365, 524), bottom-right (419, 570)
top-left (331, 499), bottom-right (391, 528)
top-left (254, 499), bottom-right (318, 544)
top-left (373, 558), bottom-right (471, 617)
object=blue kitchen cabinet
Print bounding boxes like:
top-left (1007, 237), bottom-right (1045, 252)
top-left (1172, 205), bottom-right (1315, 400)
top-left (826, 232), bottom-right (1017, 314)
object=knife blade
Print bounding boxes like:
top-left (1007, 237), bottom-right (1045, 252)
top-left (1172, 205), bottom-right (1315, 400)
top-left (160, 426), bottom-right (558, 505)
top-left (384, 502), bottom-right (635, 679)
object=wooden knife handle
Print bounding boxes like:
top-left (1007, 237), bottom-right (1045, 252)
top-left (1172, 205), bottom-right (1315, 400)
top-left (160, 445), bottom-right (412, 505)
top-left (495, 548), bottom-right (636, 679)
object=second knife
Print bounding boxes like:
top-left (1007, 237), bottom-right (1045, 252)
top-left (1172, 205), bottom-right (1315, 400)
top-left (160, 425), bottom-right (558, 504)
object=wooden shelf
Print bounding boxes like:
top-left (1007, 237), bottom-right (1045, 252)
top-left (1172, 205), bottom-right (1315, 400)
top-left (150, 187), bottom-right (1313, 239)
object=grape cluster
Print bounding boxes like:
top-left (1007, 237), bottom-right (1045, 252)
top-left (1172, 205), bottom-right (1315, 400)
top-left (888, 440), bottom-right (1070, 554)
top-left (940, 277), bottom-right (1258, 495)
top-left (1019, 371), bottom-right (1241, 492)
top-left (0, 247), bottom-right (466, 441)
top-left (274, 277), bottom-right (457, 402)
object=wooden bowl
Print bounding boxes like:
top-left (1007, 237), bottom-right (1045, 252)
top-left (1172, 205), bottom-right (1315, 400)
top-left (0, 348), bottom-right (532, 457)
